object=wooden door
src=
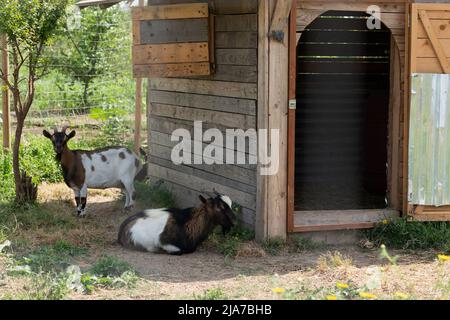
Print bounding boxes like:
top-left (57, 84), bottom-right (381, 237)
top-left (408, 3), bottom-right (450, 221)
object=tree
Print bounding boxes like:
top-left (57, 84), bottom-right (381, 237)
top-left (50, 5), bottom-right (124, 110)
top-left (0, 0), bottom-right (69, 203)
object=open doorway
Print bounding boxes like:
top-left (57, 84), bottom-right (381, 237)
top-left (294, 11), bottom-right (391, 212)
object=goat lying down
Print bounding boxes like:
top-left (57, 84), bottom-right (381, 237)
top-left (118, 194), bottom-right (236, 255)
top-left (43, 126), bottom-right (142, 217)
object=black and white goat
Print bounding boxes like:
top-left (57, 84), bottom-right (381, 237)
top-left (118, 193), bottom-right (236, 255)
top-left (43, 126), bottom-right (142, 217)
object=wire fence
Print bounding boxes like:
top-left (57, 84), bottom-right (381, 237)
top-left (2, 4), bottom-right (145, 144)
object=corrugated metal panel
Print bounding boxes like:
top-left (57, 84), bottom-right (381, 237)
top-left (409, 73), bottom-right (450, 205)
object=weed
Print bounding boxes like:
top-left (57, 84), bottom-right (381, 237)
top-left (16, 241), bottom-right (87, 273)
top-left (89, 255), bottom-right (134, 277)
top-left (80, 271), bottom-right (139, 294)
top-left (208, 226), bottom-right (255, 258)
top-left (379, 244), bottom-right (399, 265)
top-left (261, 237), bottom-right (285, 256)
top-left (363, 218), bottom-right (450, 251)
top-left (18, 272), bottom-right (69, 300)
top-left (194, 287), bottom-right (228, 300)
top-left (317, 251), bottom-right (353, 270)
top-left (287, 235), bottom-right (321, 252)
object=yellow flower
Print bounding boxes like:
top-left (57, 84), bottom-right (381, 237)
top-left (394, 292), bottom-right (409, 300)
top-left (272, 287), bottom-right (285, 294)
top-left (382, 219), bottom-right (389, 225)
top-left (326, 295), bottom-right (337, 300)
top-left (437, 254), bottom-right (450, 262)
top-left (359, 292), bottom-right (377, 299)
top-left (336, 282), bottom-right (349, 289)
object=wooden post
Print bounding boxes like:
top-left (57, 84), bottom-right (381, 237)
top-left (135, 78), bottom-right (142, 154)
top-left (1, 34), bottom-right (10, 151)
top-left (134, 0), bottom-right (145, 154)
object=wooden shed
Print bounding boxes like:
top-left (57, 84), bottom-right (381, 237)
top-left (135, 0), bottom-right (450, 240)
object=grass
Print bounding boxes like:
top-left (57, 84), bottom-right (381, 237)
top-left (207, 226), bottom-right (255, 258)
top-left (317, 251), bottom-right (353, 271)
top-left (15, 240), bottom-right (88, 273)
top-left (194, 287), bottom-right (228, 300)
top-left (89, 255), bottom-right (134, 277)
top-left (134, 181), bottom-right (176, 209)
top-left (261, 237), bottom-right (285, 256)
top-left (363, 218), bottom-right (450, 252)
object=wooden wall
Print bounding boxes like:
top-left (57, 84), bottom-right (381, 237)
top-left (296, 1), bottom-right (407, 211)
top-left (146, 0), bottom-right (258, 227)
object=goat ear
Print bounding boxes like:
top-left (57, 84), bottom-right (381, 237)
top-left (198, 195), bottom-right (207, 204)
top-left (43, 130), bottom-right (52, 139)
top-left (67, 130), bottom-right (76, 140)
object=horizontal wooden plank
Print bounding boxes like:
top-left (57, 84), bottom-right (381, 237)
top-left (132, 43), bottom-right (209, 64)
top-left (416, 38), bottom-right (450, 58)
top-left (148, 163), bottom-right (256, 210)
top-left (297, 2), bottom-right (406, 13)
top-left (133, 62), bottom-right (210, 78)
top-left (131, 3), bottom-right (208, 20)
top-left (212, 0), bottom-right (258, 14)
top-left (150, 128), bottom-right (256, 168)
top-left (215, 14), bottom-right (257, 32)
top-left (215, 48), bottom-right (257, 66)
top-left (150, 178), bottom-right (255, 227)
top-left (148, 117), bottom-right (258, 159)
top-left (294, 209), bottom-right (399, 226)
top-left (149, 78), bottom-right (257, 99)
top-left (148, 151), bottom-right (256, 193)
top-left (205, 65), bottom-right (257, 83)
top-left (416, 57), bottom-right (450, 73)
top-left (149, 90), bottom-right (256, 115)
top-left (151, 103), bottom-right (256, 129)
top-left (215, 32), bottom-right (257, 48)
top-left (149, 120), bottom-right (257, 158)
top-left (140, 19), bottom-right (208, 44)
top-left (147, 0), bottom-right (207, 5)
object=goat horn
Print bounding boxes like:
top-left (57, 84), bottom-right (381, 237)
top-left (212, 188), bottom-right (220, 196)
top-left (61, 125), bottom-right (69, 133)
top-left (53, 126), bottom-right (59, 133)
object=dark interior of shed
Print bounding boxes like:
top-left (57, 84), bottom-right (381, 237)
top-left (295, 11), bottom-right (390, 211)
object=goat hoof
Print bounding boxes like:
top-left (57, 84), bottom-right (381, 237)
top-left (124, 206), bottom-right (134, 213)
top-left (77, 211), bottom-right (87, 218)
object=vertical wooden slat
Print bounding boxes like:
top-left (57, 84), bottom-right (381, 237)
top-left (404, 2), bottom-right (413, 215)
top-left (255, 0), bottom-right (270, 241)
top-left (287, 0), bottom-right (296, 233)
top-left (267, 0), bottom-right (289, 239)
top-left (1, 34), bottom-right (10, 151)
top-left (135, 0), bottom-right (145, 154)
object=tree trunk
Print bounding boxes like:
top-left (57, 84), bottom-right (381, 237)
top-left (82, 79), bottom-right (91, 112)
top-left (12, 116), bottom-right (24, 201)
top-left (13, 115), bottom-right (37, 203)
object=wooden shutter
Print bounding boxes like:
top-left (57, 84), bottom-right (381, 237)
top-left (408, 3), bottom-right (450, 221)
top-left (131, 3), bottom-right (213, 78)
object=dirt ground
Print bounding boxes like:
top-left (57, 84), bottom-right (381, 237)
top-left (1, 183), bottom-right (449, 300)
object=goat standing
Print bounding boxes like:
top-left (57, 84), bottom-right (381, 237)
top-left (118, 193), bottom-right (236, 255)
top-left (43, 126), bottom-right (142, 217)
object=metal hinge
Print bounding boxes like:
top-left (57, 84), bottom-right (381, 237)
top-left (289, 99), bottom-right (296, 110)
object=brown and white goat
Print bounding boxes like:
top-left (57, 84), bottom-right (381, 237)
top-left (43, 126), bottom-right (142, 217)
top-left (118, 193), bottom-right (236, 255)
